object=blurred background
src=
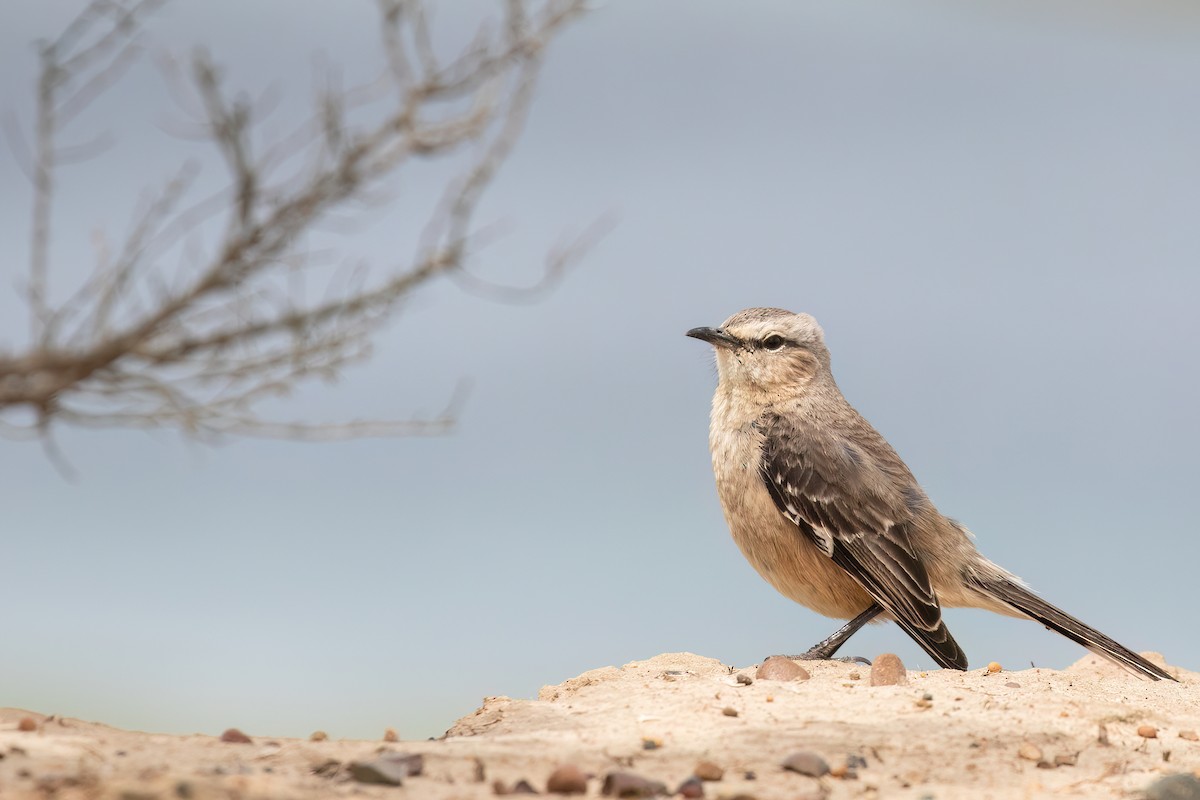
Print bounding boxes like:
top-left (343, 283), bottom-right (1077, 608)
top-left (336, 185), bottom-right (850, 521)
top-left (2, 0), bottom-right (1198, 740)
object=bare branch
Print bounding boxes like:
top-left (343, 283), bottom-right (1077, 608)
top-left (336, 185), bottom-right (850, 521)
top-left (2, 0), bottom-right (594, 450)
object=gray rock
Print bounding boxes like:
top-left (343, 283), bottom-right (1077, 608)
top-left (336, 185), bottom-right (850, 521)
top-left (781, 751), bottom-right (830, 778)
top-left (1145, 774), bottom-right (1200, 800)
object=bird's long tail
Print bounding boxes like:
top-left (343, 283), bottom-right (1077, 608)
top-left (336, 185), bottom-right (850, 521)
top-left (968, 574), bottom-right (1175, 681)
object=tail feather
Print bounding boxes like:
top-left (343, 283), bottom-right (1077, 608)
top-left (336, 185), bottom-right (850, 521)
top-left (892, 615), bottom-right (969, 671)
top-left (971, 575), bottom-right (1175, 682)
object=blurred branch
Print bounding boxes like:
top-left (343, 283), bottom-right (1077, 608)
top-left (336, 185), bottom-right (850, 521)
top-left (1, 0), bottom-right (593, 445)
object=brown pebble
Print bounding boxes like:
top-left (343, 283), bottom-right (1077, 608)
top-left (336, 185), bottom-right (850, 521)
top-left (220, 728), bottom-right (252, 744)
top-left (1139, 725), bottom-right (1159, 739)
top-left (676, 776), bottom-right (704, 798)
top-left (986, 661), bottom-right (1002, 674)
top-left (722, 706), bottom-right (738, 717)
top-left (601, 771), bottom-right (666, 797)
top-left (513, 779), bottom-right (539, 794)
top-left (1036, 760), bottom-right (1056, 770)
top-left (309, 730), bottom-right (328, 742)
top-left (848, 671), bottom-right (861, 681)
top-left (1055, 753), bottom-right (1078, 767)
top-left (869, 653), bottom-right (907, 686)
top-left (781, 751), bottom-right (830, 777)
top-left (547, 764), bottom-right (588, 795)
top-left (693, 761), bottom-right (724, 782)
top-left (493, 779), bottom-right (511, 795)
top-left (1018, 742), bottom-right (1043, 762)
top-left (642, 737), bottom-right (662, 750)
top-left (1005, 682), bottom-right (1020, 688)
top-left (1098, 722), bottom-right (1110, 746)
top-left (755, 657), bottom-right (810, 681)
top-left (383, 727), bottom-right (399, 742)
top-left (1179, 730), bottom-right (1199, 742)
top-left (735, 674), bottom-right (753, 685)
top-left (17, 717), bottom-right (37, 732)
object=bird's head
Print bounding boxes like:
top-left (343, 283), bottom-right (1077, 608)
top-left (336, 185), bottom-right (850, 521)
top-left (687, 307), bottom-right (832, 399)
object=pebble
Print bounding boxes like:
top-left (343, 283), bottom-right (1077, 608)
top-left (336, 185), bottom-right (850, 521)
top-left (309, 731), bottom-right (328, 742)
top-left (848, 672), bottom-right (861, 681)
top-left (513, 779), bottom-right (539, 794)
top-left (383, 727), bottom-right (399, 742)
top-left (349, 759), bottom-right (405, 786)
top-left (1004, 682), bottom-right (1020, 688)
top-left (348, 753), bottom-right (423, 786)
top-left (17, 717), bottom-right (36, 732)
top-left (722, 707), bottom-right (738, 717)
top-left (219, 728), bottom-right (252, 744)
top-left (869, 653), bottom-right (907, 686)
top-left (601, 771), bottom-right (667, 797)
top-left (546, 764), bottom-right (588, 795)
top-left (693, 761), bottom-right (724, 781)
top-left (736, 673), bottom-right (753, 685)
top-left (1144, 773), bottom-right (1200, 800)
top-left (986, 662), bottom-right (1002, 674)
top-left (1139, 725), bottom-right (1159, 739)
top-left (781, 751), bottom-right (830, 778)
top-left (1179, 730), bottom-right (1199, 742)
top-left (1055, 753), bottom-right (1078, 767)
top-left (1098, 722), bottom-right (1110, 746)
top-left (1018, 743), bottom-right (1043, 762)
top-left (676, 776), bottom-right (704, 798)
top-left (755, 657), bottom-right (810, 681)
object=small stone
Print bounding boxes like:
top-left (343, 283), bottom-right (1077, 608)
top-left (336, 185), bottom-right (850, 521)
top-left (513, 779), bottom-right (539, 794)
top-left (547, 764), bottom-right (588, 795)
top-left (694, 761), bottom-right (723, 781)
top-left (829, 763), bottom-right (857, 779)
top-left (1098, 722), bottom-right (1110, 746)
top-left (1179, 730), bottom-right (1199, 742)
top-left (986, 662), bottom-right (1002, 674)
top-left (219, 728), bottom-right (252, 744)
top-left (309, 730), bottom-right (328, 742)
top-left (383, 727), bottom-right (399, 742)
top-left (722, 707), bottom-right (738, 717)
top-left (349, 760), bottom-right (405, 786)
top-left (743, 771), bottom-right (756, 781)
top-left (736, 674), bottom-right (753, 685)
top-left (755, 657), bottom-right (810, 681)
top-left (1036, 760), bottom-right (1056, 769)
top-left (1055, 753), bottom-right (1078, 767)
top-left (1018, 743), bottom-right (1043, 762)
top-left (848, 671), bottom-right (861, 681)
top-left (1140, 725), bottom-right (1160, 739)
top-left (869, 653), bottom-right (907, 686)
top-left (17, 717), bottom-right (36, 732)
top-left (494, 779), bottom-right (511, 795)
top-left (601, 771), bottom-right (666, 797)
top-left (676, 776), bottom-right (704, 798)
top-left (1144, 773), bottom-right (1200, 800)
top-left (1005, 682), bottom-right (1020, 688)
top-left (642, 737), bottom-right (662, 750)
top-left (781, 751), bottom-right (830, 778)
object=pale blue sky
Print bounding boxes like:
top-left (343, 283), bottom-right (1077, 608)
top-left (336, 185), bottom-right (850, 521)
top-left (2, 0), bottom-right (1198, 740)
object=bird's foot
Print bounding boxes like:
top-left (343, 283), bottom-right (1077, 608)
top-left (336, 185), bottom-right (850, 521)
top-left (768, 652), bottom-right (872, 666)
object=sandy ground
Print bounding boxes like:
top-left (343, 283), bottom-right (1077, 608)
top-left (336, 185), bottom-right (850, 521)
top-left (2, 652), bottom-right (1197, 799)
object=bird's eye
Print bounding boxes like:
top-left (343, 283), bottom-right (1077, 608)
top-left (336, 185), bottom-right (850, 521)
top-left (761, 335), bottom-right (786, 351)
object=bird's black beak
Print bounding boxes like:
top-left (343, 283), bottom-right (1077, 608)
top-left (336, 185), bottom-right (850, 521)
top-left (686, 326), bottom-right (740, 350)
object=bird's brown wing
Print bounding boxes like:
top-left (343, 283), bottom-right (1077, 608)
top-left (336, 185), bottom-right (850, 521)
top-left (758, 414), bottom-right (968, 670)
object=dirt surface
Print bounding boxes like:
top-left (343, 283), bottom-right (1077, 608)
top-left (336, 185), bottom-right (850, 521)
top-left (2, 652), bottom-right (1197, 799)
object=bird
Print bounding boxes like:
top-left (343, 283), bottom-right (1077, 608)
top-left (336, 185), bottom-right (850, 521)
top-left (687, 306), bottom-right (1174, 681)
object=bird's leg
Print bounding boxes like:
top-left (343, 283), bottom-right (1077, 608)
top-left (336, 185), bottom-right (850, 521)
top-left (773, 602), bottom-right (883, 664)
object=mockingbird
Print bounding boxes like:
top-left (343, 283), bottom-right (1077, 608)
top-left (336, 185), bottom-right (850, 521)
top-left (687, 307), bottom-right (1173, 680)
